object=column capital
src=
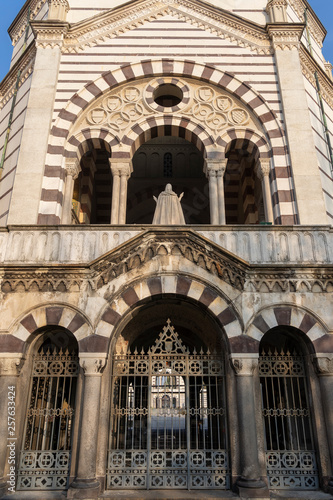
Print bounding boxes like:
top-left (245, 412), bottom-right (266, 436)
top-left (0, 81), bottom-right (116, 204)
top-left (255, 159), bottom-right (271, 180)
top-left (313, 354), bottom-right (333, 376)
top-left (109, 159), bottom-right (132, 178)
top-left (267, 24), bottom-right (304, 51)
top-left (266, 0), bottom-right (288, 23)
top-left (30, 20), bottom-right (69, 49)
top-left (65, 158), bottom-right (81, 179)
top-left (79, 354), bottom-right (107, 376)
top-left (0, 355), bottom-right (24, 376)
top-left (230, 354), bottom-right (259, 376)
top-left (204, 159), bottom-right (227, 178)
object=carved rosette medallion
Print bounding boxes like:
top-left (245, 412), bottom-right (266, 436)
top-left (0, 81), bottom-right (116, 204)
top-left (83, 78), bottom-right (254, 140)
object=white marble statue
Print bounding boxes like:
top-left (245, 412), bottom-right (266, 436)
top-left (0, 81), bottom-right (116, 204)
top-left (152, 184), bottom-right (185, 224)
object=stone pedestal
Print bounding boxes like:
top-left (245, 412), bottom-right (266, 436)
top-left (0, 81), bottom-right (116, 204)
top-left (67, 355), bottom-right (107, 499)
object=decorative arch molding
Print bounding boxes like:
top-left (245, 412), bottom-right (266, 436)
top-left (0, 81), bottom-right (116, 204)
top-left (67, 129), bottom-right (118, 162)
top-left (9, 304), bottom-right (94, 348)
top-left (40, 59), bottom-right (294, 224)
top-left (221, 128), bottom-right (272, 160)
top-left (245, 304), bottom-right (329, 353)
top-left (95, 274), bottom-right (243, 347)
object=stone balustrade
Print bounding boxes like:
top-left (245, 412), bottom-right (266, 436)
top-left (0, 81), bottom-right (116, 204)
top-left (0, 225), bottom-right (332, 265)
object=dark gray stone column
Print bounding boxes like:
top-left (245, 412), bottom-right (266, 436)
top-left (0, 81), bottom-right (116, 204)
top-left (231, 355), bottom-right (269, 498)
top-left (68, 355), bottom-right (107, 499)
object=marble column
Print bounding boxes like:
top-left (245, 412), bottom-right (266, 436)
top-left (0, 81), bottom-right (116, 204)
top-left (255, 160), bottom-right (274, 224)
top-left (315, 355), bottom-right (333, 492)
top-left (62, 159), bottom-right (81, 224)
top-left (68, 355), bottom-right (107, 499)
top-left (119, 166), bottom-right (130, 224)
top-left (110, 160), bottom-right (131, 224)
top-left (206, 160), bottom-right (226, 225)
top-left (231, 355), bottom-right (269, 498)
top-left (0, 356), bottom-right (23, 497)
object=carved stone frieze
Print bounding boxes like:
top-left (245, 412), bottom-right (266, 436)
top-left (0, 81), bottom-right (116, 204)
top-left (267, 24), bottom-right (304, 51)
top-left (1, 230), bottom-right (333, 294)
top-left (62, 0), bottom-right (271, 55)
top-left (83, 78), bottom-right (255, 140)
top-left (31, 20), bottom-right (69, 49)
top-left (10, 0), bottom-right (48, 46)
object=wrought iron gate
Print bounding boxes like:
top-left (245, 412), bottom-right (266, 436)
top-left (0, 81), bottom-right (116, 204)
top-left (17, 348), bottom-right (78, 490)
top-left (107, 319), bottom-right (229, 489)
top-left (259, 348), bottom-right (318, 490)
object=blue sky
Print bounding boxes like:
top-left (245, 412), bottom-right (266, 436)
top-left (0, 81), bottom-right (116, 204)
top-left (0, 0), bottom-right (333, 81)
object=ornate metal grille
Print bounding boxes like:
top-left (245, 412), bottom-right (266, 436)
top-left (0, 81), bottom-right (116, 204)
top-left (259, 349), bottom-right (318, 490)
top-left (17, 348), bottom-right (78, 490)
top-left (107, 319), bottom-right (229, 490)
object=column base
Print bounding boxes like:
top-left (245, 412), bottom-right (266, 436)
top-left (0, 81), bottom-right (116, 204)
top-left (67, 479), bottom-right (100, 499)
top-left (237, 477), bottom-right (269, 498)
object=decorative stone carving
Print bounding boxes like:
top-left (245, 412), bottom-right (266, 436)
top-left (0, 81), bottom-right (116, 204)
top-left (205, 159), bottom-right (227, 177)
top-left (10, 0), bottom-right (48, 45)
top-left (255, 160), bottom-right (271, 180)
top-left (31, 20), bottom-right (69, 49)
top-left (230, 356), bottom-right (258, 376)
top-left (65, 158), bottom-right (81, 179)
top-left (313, 355), bottom-right (333, 376)
top-left (152, 184), bottom-right (185, 225)
top-left (79, 355), bottom-right (107, 375)
top-left (266, 0), bottom-right (288, 23)
top-left (0, 356), bottom-right (24, 376)
top-left (62, 0), bottom-right (272, 55)
top-left (267, 24), bottom-right (304, 51)
top-left (48, 0), bottom-right (70, 21)
top-left (83, 79), bottom-right (253, 141)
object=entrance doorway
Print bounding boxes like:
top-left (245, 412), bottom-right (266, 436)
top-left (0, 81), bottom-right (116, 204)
top-left (107, 319), bottom-right (229, 489)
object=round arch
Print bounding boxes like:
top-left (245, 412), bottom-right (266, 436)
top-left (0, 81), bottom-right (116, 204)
top-left (245, 303), bottom-right (329, 353)
top-left (9, 303), bottom-right (94, 348)
top-left (95, 273), bottom-right (243, 350)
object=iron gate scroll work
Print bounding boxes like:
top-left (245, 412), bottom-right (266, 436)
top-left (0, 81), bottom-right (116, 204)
top-left (107, 319), bottom-right (229, 489)
top-left (18, 348), bottom-right (78, 490)
top-left (259, 348), bottom-right (319, 490)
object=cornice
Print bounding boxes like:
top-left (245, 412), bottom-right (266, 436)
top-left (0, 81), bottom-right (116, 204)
top-left (267, 22), bottom-right (304, 50)
top-left (299, 45), bottom-right (333, 110)
top-left (288, 0), bottom-right (326, 48)
top-left (62, 0), bottom-right (271, 55)
top-left (30, 20), bottom-right (70, 48)
top-left (9, 0), bottom-right (48, 46)
top-left (1, 229), bottom-right (333, 295)
top-left (0, 43), bottom-right (36, 109)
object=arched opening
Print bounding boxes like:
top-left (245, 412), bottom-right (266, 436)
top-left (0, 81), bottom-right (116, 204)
top-left (224, 140), bottom-right (264, 224)
top-left (17, 328), bottom-right (79, 491)
top-left (259, 326), bottom-right (318, 490)
top-left (127, 136), bottom-right (209, 224)
top-left (107, 298), bottom-right (229, 490)
top-left (72, 141), bottom-right (112, 224)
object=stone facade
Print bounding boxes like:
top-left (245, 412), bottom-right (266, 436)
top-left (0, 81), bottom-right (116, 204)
top-left (0, 0), bottom-right (333, 498)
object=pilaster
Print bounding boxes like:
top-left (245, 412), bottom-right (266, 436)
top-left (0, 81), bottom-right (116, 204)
top-left (267, 23), bottom-right (327, 224)
top-left (7, 21), bottom-right (69, 225)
